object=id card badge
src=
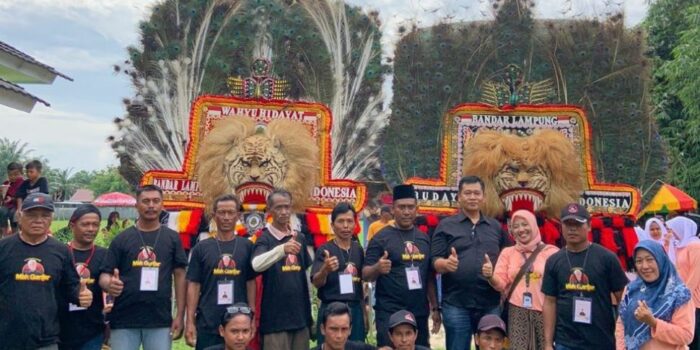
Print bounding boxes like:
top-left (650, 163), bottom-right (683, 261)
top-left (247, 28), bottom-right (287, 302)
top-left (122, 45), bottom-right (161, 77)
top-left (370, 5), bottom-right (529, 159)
top-left (339, 273), bottom-right (354, 295)
top-left (217, 280), bottom-right (234, 305)
top-left (406, 266), bottom-right (422, 290)
top-left (573, 296), bottom-right (592, 324)
top-left (69, 302), bottom-right (86, 312)
top-left (139, 267), bottom-right (159, 291)
top-left (522, 292), bottom-right (533, 309)
top-left (103, 292), bottom-right (114, 307)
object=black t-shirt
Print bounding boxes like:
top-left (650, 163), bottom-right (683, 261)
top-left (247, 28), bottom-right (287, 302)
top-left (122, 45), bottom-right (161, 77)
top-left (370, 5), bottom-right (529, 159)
top-left (100, 226), bottom-right (188, 328)
top-left (187, 236), bottom-right (256, 334)
top-left (365, 226), bottom-right (432, 317)
top-left (431, 213), bottom-right (509, 310)
top-left (311, 341), bottom-right (377, 349)
top-left (16, 177), bottom-right (49, 200)
top-left (311, 240), bottom-right (364, 303)
top-left (59, 245), bottom-right (108, 348)
top-left (253, 228), bottom-right (312, 334)
top-left (0, 235), bottom-right (81, 350)
top-left (541, 243), bottom-right (628, 349)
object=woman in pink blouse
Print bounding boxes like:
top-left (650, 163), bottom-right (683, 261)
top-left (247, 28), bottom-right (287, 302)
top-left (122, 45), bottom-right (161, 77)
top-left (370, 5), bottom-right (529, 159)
top-left (667, 216), bottom-right (700, 349)
top-left (482, 209), bottom-right (558, 350)
top-left (616, 240), bottom-right (694, 350)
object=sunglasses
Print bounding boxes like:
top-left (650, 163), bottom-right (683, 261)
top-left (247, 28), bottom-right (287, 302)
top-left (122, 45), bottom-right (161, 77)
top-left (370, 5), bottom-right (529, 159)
top-left (226, 305), bottom-right (253, 315)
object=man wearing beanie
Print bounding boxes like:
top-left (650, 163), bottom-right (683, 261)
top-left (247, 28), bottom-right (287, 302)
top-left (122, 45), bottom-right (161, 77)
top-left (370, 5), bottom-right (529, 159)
top-left (363, 184), bottom-right (439, 348)
top-left (0, 193), bottom-right (92, 350)
top-left (58, 204), bottom-right (109, 350)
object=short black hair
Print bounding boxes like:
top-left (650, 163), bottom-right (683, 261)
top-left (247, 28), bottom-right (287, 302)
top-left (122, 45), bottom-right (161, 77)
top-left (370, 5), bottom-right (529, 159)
top-left (213, 194), bottom-right (242, 212)
top-left (321, 302), bottom-right (352, 326)
top-left (458, 175), bottom-right (484, 192)
top-left (380, 205), bottom-right (391, 214)
top-left (6, 162), bottom-right (22, 172)
top-left (220, 302), bottom-right (254, 327)
top-left (70, 204), bottom-right (102, 223)
top-left (25, 160), bottom-right (43, 172)
top-left (266, 188), bottom-right (292, 209)
top-left (136, 184), bottom-right (163, 199)
top-left (331, 202), bottom-right (356, 223)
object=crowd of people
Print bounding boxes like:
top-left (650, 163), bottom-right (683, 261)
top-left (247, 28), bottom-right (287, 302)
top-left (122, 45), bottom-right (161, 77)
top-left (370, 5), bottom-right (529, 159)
top-left (0, 161), bottom-right (699, 350)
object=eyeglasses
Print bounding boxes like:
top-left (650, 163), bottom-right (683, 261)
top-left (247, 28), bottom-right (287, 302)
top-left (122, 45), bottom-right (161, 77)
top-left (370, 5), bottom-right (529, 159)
top-left (226, 305), bottom-right (253, 315)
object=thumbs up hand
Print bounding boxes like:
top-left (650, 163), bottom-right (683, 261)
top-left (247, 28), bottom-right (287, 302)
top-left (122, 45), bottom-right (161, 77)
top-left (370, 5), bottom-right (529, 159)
top-left (377, 250), bottom-right (392, 275)
top-left (108, 268), bottom-right (124, 297)
top-left (322, 250), bottom-right (339, 273)
top-left (78, 279), bottom-right (93, 308)
top-left (444, 247), bottom-right (460, 273)
top-left (482, 254), bottom-right (494, 278)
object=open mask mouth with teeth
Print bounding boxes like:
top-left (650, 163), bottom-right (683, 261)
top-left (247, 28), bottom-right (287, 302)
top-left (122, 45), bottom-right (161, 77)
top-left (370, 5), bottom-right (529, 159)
top-left (235, 183), bottom-right (274, 206)
top-left (500, 189), bottom-right (545, 213)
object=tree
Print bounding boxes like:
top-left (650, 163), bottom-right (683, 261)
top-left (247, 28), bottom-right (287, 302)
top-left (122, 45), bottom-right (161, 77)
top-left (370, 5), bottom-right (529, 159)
top-left (0, 138), bottom-right (34, 180)
top-left (646, 0), bottom-right (700, 200)
top-left (46, 168), bottom-right (76, 202)
top-left (88, 167), bottom-right (133, 196)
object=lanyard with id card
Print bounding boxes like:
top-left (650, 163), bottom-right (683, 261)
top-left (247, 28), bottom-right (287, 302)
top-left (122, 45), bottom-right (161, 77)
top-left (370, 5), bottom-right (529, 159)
top-left (218, 280), bottom-right (234, 305)
top-left (406, 266), bottom-right (422, 290)
top-left (140, 267), bottom-right (159, 291)
top-left (136, 228), bottom-right (162, 292)
top-left (573, 296), bottom-right (592, 324)
top-left (339, 273), bottom-right (354, 294)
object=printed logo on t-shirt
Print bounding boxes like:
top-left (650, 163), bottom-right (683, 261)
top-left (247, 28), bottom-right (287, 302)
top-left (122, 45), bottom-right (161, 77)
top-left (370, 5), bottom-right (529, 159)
top-left (75, 263), bottom-right (95, 284)
top-left (402, 241), bottom-right (425, 261)
top-left (565, 268), bottom-right (595, 292)
top-left (132, 246), bottom-right (161, 268)
top-left (282, 253), bottom-right (302, 272)
top-left (213, 254), bottom-right (241, 276)
top-left (15, 257), bottom-right (51, 282)
top-left (344, 262), bottom-right (361, 282)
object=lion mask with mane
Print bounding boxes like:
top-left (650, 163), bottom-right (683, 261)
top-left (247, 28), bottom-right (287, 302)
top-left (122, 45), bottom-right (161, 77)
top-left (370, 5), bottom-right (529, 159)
top-left (462, 129), bottom-right (584, 218)
top-left (196, 117), bottom-right (319, 214)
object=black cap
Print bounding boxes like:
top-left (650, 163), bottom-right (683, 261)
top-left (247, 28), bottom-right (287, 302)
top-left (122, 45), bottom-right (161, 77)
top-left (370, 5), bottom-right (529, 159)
top-left (477, 314), bottom-right (506, 334)
top-left (388, 310), bottom-right (417, 330)
top-left (22, 193), bottom-right (54, 212)
top-left (560, 202), bottom-right (589, 223)
top-left (393, 184), bottom-right (416, 201)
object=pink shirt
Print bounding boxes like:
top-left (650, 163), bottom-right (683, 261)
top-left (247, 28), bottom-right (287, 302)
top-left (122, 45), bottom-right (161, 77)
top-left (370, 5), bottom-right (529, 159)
top-left (489, 244), bottom-right (559, 312)
top-left (615, 290), bottom-right (696, 349)
top-left (675, 242), bottom-right (700, 308)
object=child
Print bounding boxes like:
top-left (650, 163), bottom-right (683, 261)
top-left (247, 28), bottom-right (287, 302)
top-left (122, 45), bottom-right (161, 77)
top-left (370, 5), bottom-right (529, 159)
top-left (15, 160), bottom-right (49, 219)
top-left (0, 162), bottom-right (23, 235)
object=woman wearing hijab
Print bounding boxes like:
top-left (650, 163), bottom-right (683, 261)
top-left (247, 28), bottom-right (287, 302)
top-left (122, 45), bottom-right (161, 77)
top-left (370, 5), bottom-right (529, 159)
top-left (643, 218), bottom-right (676, 263)
top-left (616, 240), bottom-right (695, 349)
top-left (482, 210), bottom-right (559, 350)
top-left (667, 216), bottom-right (700, 349)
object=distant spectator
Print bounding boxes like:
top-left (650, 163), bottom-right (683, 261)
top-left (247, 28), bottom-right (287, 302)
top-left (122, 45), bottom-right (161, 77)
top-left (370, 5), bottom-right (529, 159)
top-left (15, 160), bottom-right (49, 219)
top-left (0, 162), bottom-right (23, 235)
top-left (106, 211), bottom-right (121, 231)
top-left (367, 206), bottom-right (393, 242)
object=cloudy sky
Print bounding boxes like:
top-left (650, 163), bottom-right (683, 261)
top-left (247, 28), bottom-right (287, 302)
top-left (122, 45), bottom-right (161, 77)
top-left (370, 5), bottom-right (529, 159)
top-left (0, 0), bottom-right (649, 172)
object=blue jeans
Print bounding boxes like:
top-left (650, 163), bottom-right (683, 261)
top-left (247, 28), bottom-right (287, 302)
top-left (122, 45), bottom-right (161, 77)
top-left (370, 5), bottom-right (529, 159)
top-left (555, 345), bottom-right (575, 350)
top-left (58, 333), bottom-right (104, 350)
top-left (79, 334), bottom-right (104, 350)
top-left (110, 328), bottom-right (171, 350)
top-left (441, 303), bottom-right (500, 350)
